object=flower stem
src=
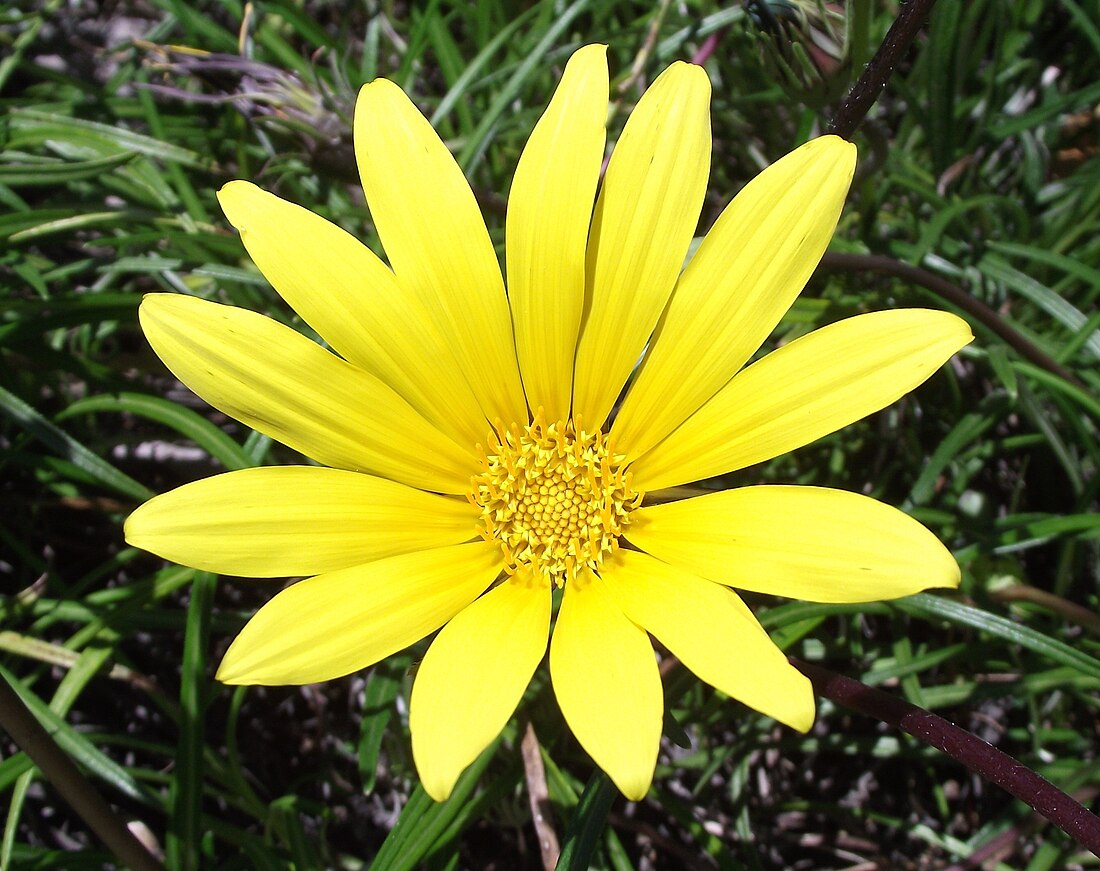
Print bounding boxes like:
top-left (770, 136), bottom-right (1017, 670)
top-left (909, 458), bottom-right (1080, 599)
top-left (794, 658), bottom-right (1100, 857)
top-left (0, 674), bottom-right (165, 871)
top-left (817, 252), bottom-right (1084, 388)
top-left (828, 0), bottom-right (940, 139)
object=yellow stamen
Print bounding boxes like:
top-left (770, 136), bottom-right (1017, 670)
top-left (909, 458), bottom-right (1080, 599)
top-left (469, 411), bottom-right (641, 587)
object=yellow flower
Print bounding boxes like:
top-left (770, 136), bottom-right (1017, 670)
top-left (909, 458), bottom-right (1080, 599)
top-left (125, 44), bottom-right (973, 802)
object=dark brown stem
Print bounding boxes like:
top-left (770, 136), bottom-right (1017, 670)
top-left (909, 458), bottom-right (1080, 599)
top-left (828, 0), bottom-right (940, 139)
top-left (0, 675), bottom-right (165, 871)
top-left (818, 252), bottom-right (1084, 388)
top-left (795, 659), bottom-right (1100, 857)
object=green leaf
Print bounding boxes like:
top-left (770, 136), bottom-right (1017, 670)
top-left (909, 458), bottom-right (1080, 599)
top-left (981, 254), bottom-right (1100, 359)
top-left (897, 594), bottom-right (1100, 682)
top-left (58, 393), bottom-right (254, 472)
top-left (370, 738), bottom-right (501, 871)
top-left (357, 661), bottom-right (403, 794)
top-left (7, 108), bottom-right (206, 167)
top-left (0, 151), bottom-right (136, 186)
top-left (0, 383), bottom-right (153, 502)
top-left (556, 773), bottom-right (616, 871)
top-left (456, 0), bottom-right (592, 171)
top-left (0, 665), bottom-right (162, 808)
top-left (166, 572), bottom-right (216, 871)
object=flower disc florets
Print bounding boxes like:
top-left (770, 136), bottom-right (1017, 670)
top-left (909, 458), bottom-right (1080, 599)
top-left (470, 411), bottom-right (641, 587)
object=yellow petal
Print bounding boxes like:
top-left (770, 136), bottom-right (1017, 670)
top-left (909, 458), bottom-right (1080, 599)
top-left (602, 550), bottom-right (814, 732)
top-left (138, 294), bottom-right (475, 494)
top-left (507, 45), bottom-right (608, 420)
top-left (549, 569), bottom-right (661, 800)
top-left (572, 61), bottom-right (711, 430)
top-left (354, 78), bottom-right (526, 427)
top-left (411, 573), bottom-right (550, 801)
top-left (628, 486), bottom-right (961, 602)
top-left (216, 181), bottom-right (487, 447)
top-left (631, 309), bottom-right (974, 490)
top-left (124, 466), bottom-right (477, 577)
top-left (613, 136), bottom-right (857, 459)
top-left (216, 541), bottom-right (502, 684)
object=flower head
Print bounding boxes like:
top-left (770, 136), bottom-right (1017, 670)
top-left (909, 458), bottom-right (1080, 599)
top-left (125, 45), bottom-right (973, 801)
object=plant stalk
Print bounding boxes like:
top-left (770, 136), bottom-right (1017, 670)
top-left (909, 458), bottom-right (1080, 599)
top-left (828, 0), bottom-right (940, 139)
top-left (0, 675), bottom-right (165, 871)
top-left (795, 659), bottom-right (1100, 857)
top-left (818, 252), bottom-right (1084, 388)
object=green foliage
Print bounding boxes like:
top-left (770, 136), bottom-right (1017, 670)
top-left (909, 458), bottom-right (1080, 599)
top-left (2, 0), bottom-right (1098, 867)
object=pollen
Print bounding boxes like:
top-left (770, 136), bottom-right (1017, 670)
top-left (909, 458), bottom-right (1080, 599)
top-left (469, 411), bottom-right (642, 587)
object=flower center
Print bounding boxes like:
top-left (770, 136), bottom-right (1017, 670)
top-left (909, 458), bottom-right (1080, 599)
top-left (469, 412), bottom-right (641, 587)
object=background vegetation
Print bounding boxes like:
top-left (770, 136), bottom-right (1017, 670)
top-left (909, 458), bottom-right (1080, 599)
top-left (2, 0), bottom-right (1099, 867)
